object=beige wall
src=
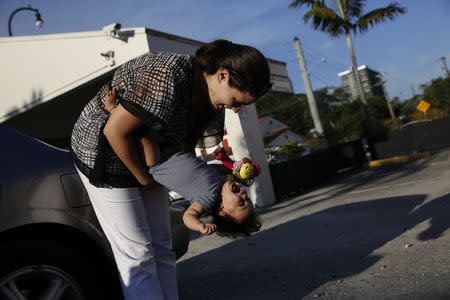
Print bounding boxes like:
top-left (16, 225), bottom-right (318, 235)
top-left (0, 27), bottom-right (150, 122)
top-left (1, 27), bottom-right (292, 122)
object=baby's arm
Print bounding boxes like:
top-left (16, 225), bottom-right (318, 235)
top-left (183, 202), bottom-right (217, 235)
top-left (137, 135), bottom-right (160, 168)
top-left (103, 89), bottom-right (118, 113)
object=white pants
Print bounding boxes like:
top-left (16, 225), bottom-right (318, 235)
top-left (78, 170), bottom-right (178, 300)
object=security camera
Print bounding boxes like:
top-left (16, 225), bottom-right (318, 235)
top-left (103, 23), bottom-right (122, 37)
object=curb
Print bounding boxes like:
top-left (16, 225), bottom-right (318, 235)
top-left (368, 152), bottom-right (431, 168)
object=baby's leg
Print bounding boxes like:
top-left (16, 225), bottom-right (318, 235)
top-left (137, 136), bottom-right (160, 167)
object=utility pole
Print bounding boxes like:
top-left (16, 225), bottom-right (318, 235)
top-left (411, 84), bottom-right (416, 99)
top-left (378, 73), bottom-right (399, 128)
top-left (293, 36), bottom-right (324, 136)
top-left (440, 56), bottom-right (449, 77)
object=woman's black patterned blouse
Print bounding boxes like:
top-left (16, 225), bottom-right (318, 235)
top-left (71, 51), bottom-right (224, 187)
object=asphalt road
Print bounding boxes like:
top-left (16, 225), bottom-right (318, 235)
top-left (177, 150), bottom-right (450, 300)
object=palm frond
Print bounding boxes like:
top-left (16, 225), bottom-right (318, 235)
top-left (303, 5), bottom-right (347, 36)
top-left (356, 3), bottom-right (406, 34)
top-left (289, 0), bottom-right (323, 9)
top-left (333, 0), bottom-right (365, 21)
top-left (345, 0), bottom-right (365, 18)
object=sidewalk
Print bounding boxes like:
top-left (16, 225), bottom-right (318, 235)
top-left (177, 150), bottom-right (450, 300)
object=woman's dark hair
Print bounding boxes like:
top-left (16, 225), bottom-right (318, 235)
top-left (195, 39), bottom-right (272, 98)
top-left (210, 196), bottom-right (262, 239)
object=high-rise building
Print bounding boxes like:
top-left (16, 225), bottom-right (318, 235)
top-left (338, 65), bottom-right (385, 101)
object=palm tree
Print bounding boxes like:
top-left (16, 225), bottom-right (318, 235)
top-left (289, 0), bottom-right (406, 107)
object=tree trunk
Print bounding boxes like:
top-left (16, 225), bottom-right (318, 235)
top-left (335, 0), bottom-right (367, 105)
top-left (344, 32), bottom-right (367, 105)
top-left (379, 73), bottom-right (400, 128)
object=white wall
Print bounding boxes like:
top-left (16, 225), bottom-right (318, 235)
top-left (259, 116), bottom-right (288, 135)
top-left (1, 27), bottom-right (293, 122)
top-left (268, 130), bottom-right (306, 148)
top-left (0, 27), bottom-right (150, 122)
top-left (225, 105), bottom-right (276, 207)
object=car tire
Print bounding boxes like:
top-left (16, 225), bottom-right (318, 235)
top-left (0, 238), bottom-right (123, 300)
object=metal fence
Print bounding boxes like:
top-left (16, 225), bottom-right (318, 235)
top-left (269, 140), bottom-right (367, 199)
top-left (373, 116), bottom-right (450, 159)
top-left (269, 116), bottom-right (450, 199)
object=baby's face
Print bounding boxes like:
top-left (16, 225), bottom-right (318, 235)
top-left (220, 181), bottom-right (253, 224)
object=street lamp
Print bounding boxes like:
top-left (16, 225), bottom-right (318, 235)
top-left (8, 5), bottom-right (44, 37)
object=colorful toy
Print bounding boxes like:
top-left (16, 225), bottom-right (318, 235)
top-left (213, 147), bottom-right (261, 186)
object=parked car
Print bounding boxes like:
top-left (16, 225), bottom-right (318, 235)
top-left (0, 125), bottom-right (190, 300)
top-left (169, 190), bottom-right (184, 202)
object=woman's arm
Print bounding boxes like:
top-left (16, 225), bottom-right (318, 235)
top-left (183, 202), bottom-right (217, 235)
top-left (103, 104), bottom-right (154, 187)
top-left (103, 88), bottom-right (161, 168)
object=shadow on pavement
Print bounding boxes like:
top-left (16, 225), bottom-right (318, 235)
top-left (188, 154), bottom-right (446, 243)
top-left (178, 192), bottom-right (450, 300)
top-left (262, 156), bottom-right (435, 216)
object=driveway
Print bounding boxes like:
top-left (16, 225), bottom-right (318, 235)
top-left (177, 150), bottom-right (450, 300)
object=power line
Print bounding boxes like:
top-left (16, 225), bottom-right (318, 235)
top-left (286, 37), bottom-right (350, 71)
top-left (287, 40), bottom-right (347, 75)
top-left (309, 73), bottom-right (335, 86)
top-left (302, 46), bottom-right (349, 69)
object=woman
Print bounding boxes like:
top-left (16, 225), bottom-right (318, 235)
top-left (71, 39), bottom-right (271, 300)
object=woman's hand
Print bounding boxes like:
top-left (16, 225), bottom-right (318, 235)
top-left (139, 176), bottom-right (155, 189)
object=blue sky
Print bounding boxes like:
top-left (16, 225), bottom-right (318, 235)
top-left (1, 0), bottom-right (449, 100)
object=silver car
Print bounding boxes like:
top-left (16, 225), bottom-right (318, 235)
top-left (0, 125), bottom-right (190, 300)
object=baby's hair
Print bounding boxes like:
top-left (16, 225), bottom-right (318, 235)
top-left (210, 196), bottom-right (262, 239)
